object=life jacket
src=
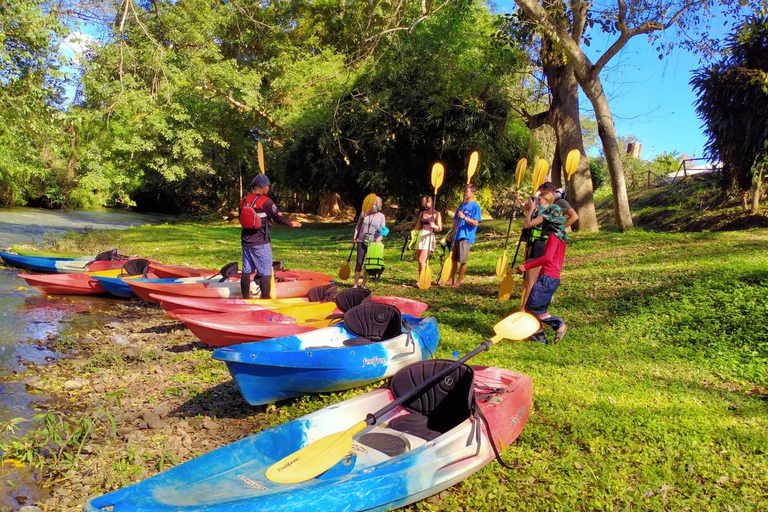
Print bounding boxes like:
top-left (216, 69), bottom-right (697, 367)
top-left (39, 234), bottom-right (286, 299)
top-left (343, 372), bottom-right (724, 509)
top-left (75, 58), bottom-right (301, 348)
top-left (239, 193), bottom-right (269, 230)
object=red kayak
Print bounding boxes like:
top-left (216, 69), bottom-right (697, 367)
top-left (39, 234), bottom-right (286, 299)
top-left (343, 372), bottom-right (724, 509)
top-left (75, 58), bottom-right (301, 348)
top-left (18, 272), bottom-right (110, 295)
top-left (154, 294), bottom-right (429, 319)
top-left (129, 271), bottom-right (333, 303)
top-left (174, 302), bottom-right (340, 346)
top-left (148, 263), bottom-right (216, 279)
top-left (18, 259), bottom-right (157, 296)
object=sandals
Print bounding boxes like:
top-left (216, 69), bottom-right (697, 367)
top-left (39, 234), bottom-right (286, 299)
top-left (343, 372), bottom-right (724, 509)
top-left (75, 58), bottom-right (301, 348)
top-left (554, 324), bottom-right (568, 343)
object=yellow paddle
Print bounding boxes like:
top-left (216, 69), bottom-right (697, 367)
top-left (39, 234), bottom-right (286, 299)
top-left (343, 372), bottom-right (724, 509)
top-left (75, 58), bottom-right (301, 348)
top-left (256, 141), bottom-right (277, 299)
top-left (437, 151), bottom-right (480, 284)
top-left (265, 311), bottom-right (541, 484)
top-left (495, 158), bottom-right (527, 278)
top-left (531, 157), bottom-right (548, 193)
top-left (339, 193), bottom-right (377, 280)
top-left (565, 149), bottom-right (580, 180)
top-left (418, 162), bottom-right (445, 290)
top-left (267, 301), bottom-right (337, 323)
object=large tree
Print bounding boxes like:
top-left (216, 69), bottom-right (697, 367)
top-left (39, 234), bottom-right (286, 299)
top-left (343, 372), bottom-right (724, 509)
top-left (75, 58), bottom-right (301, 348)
top-left (512, 0), bottom-right (763, 231)
top-left (691, 15), bottom-right (768, 214)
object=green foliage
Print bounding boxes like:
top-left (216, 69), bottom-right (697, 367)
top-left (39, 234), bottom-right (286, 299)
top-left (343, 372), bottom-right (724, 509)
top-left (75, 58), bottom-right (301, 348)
top-left (691, 15), bottom-right (768, 193)
top-left (589, 157), bottom-right (607, 189)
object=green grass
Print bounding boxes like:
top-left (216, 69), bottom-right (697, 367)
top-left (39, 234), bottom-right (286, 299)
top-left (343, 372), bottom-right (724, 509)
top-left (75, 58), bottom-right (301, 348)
top-left (59, 218), bottom-right (768, 510)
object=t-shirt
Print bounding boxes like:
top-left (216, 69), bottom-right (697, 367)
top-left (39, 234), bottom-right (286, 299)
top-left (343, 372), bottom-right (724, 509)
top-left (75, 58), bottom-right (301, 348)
top-left (453, 201), bottom-right (482, 244)
top-left (354, 212), bottom-right (386, 241)
top-left (523, 234), bottom-right (566, 279)
top-left (240, 193), bottom-right (293, 245)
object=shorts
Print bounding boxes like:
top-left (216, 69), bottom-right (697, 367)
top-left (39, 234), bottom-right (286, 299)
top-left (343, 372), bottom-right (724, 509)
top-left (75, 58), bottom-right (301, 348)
top-left (526, 238), bottom-right (547, 260)
top-left (242, 243), bottom-right (273, 276)
top-left (451, 239), bottom-right (472, 264)
top-left (416, 230), bottom-right (436, 252)
top-left (526, 274), bottom-right (560, 315)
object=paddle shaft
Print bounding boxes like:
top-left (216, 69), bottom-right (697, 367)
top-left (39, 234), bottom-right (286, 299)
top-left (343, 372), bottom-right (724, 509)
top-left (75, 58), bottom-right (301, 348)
top-left (365, 340), bottom-right (495, 426)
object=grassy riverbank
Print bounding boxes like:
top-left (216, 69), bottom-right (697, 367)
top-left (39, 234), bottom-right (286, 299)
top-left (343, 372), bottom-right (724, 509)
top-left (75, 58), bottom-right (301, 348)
top-left (4, 218), bottom-right (768, 510)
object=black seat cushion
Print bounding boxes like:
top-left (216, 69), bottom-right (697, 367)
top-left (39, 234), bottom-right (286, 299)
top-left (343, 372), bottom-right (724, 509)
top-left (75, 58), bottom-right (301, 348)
top-left (122, 259), bottom-right (151, 277)
top-left (307, 284), bottom-right (338, 302)
top-left (335, 288), bottom-right (372, 312)
top-left (342, 337), bottom-right (373, 347)
top-left (343, 303), bottom-right (401, 342)
top-left (388, 360), bottom-right (475, 440)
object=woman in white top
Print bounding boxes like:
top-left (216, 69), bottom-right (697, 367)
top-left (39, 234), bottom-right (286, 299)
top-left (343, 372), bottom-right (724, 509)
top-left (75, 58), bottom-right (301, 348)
top-left (412, 195), bottom-right (442, 284)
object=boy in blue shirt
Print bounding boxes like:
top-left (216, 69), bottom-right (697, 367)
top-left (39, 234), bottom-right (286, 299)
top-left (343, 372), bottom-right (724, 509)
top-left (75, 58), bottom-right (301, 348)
top-left (445, 184), bottom-right (482, 288)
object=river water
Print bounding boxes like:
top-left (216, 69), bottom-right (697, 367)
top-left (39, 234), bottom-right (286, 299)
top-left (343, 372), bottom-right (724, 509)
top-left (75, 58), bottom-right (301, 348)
top-left (0, 206), bottom-right (169, 508)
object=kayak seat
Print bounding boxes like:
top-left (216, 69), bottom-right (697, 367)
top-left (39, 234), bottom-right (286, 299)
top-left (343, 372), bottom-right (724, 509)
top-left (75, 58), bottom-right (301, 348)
top-left (121, 258), bottom-right (151, 277)
top-left (209, 262), bottom-right (239, 282)
top-left (388, 360), bottom-right (475, 441)
top-left (342, 303), bottom-right (401, 344)
top-left (335, 288), bottom-right (372, 312)
top-left (307, 284), bottom-right (338, 302)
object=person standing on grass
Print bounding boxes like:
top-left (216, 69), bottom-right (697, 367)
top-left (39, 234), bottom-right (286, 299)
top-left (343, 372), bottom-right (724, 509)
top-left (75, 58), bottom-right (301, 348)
top-left (412, 195), bottom-right (443, 286)
top-left (352, 196), bottom-right (386, 289)
top-left (515, 190), bottom-right (568, 344)
top-left (444, 184), bottom-right (481, 288)
top-left (515, 181), bottom-right (578, 307)
top-left (240, 174), bottom-right (301, 299)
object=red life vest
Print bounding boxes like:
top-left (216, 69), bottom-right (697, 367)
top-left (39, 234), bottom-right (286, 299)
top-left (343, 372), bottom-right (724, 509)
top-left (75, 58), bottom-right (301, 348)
top-left (239, 194), bottom-right (269, 230)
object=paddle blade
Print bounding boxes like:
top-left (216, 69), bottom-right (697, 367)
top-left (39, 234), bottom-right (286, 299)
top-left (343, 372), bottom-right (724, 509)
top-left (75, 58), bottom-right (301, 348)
top-left (361, 193), bottom-right (377, 215)
top-left (439, 256), bottom-right (454, 284)
top-left (430, 161), bottom-right (445, 194)
top-left (498, 270), bottom-right (515, 301)
top-left (418, 265), bottom-right (432, 290)
top-left (466, 151), bottom-right (480, 184)
top-left (495, 251), bottom-right (507, 278)
top-left (532, 158), bottom-right (548, 192)
top-left (565, 149), bottom-right (580, 180)
top-left (515, 158), bottom-right (527, 189)
top-left (338, 263), bottom-right (350, 280)
top-left (274, 301), bottom-right (337, 322)
top-left (266, 420), bottom-right (367, 484)
top-left (257, 141), bottom-right (265, 174)
top-left (491, 311), bottom-right (540, 341)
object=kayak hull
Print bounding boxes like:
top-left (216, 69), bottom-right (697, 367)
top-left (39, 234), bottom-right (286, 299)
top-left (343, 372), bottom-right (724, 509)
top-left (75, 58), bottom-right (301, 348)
top-left (0, 251), bottom-right (130, 273)
top-left (212, 315), bottom-right (439, 404)
top-left (84, 365), bottom-right (532, 512)
top-left (147, 263), bottom-right (217, 279)
top-left (155, 294), bottom-right (428, 319)
top-left (129, 276), bottom-right (332, 302)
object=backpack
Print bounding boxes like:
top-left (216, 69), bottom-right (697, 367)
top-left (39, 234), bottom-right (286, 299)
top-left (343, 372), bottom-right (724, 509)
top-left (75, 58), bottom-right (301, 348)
top-left (239, 194), bottom-right (269, 230)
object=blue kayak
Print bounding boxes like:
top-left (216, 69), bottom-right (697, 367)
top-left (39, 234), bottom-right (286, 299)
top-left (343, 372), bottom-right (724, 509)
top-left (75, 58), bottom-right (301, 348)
top-left (84, 363), bottom-right (532, 512)
top-left (213, 303), bottom-right (439, 405)
top-left (90, 276), bottom-right (183, 298)
top-left (0, 251), bottom-right (90, 273)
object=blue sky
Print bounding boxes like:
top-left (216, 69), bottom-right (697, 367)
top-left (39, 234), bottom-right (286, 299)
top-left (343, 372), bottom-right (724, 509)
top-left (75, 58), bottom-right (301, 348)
top-left (490, 1), bottom-right (738, 161)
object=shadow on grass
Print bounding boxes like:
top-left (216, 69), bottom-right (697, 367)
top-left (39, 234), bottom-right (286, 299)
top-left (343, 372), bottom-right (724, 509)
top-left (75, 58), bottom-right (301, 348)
top-left (171, 380), bottom-right (262, 420)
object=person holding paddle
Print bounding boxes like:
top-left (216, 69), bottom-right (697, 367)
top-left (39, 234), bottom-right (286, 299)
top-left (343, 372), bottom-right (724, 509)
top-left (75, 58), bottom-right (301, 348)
top-left (443, 184), bottom-right (481, 288)
top-left (239, 174), bottom-right (301, 299)
top-left (515, 190), bottom-right (568, 344)
top-left (412, 195), bottom-right (443, 287)
top-left (515, 181), bottom-right (578, 306)
top-left (352, 196), bottom-right (386, 289)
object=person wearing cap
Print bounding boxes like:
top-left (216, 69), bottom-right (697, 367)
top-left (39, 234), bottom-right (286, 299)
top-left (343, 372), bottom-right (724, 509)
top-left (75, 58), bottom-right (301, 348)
top-left (240, 174), bottom-right (301, 299)
top-left (352, 196), bottom-right (386, 289)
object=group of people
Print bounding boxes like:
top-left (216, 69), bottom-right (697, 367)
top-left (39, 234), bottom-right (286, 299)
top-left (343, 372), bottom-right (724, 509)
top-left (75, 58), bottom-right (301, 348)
top-left (238, 172), bottom-right (576, 345)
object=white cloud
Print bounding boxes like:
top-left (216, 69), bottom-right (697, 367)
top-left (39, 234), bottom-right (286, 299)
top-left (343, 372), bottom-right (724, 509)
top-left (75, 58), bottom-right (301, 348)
top-left (60, 31), bottom-right (99, 56)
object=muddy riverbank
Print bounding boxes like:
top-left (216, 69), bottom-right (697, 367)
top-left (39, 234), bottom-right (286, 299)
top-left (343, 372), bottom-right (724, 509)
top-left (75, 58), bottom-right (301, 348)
top-left (2, 300), bottom-right (273, 511)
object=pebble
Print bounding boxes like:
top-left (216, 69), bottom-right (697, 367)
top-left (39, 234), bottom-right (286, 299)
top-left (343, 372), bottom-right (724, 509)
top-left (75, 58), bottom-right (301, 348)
top-left (111, 333), bottom-right (131, 346)
top-left (63, 378), bottom-right (88, 390)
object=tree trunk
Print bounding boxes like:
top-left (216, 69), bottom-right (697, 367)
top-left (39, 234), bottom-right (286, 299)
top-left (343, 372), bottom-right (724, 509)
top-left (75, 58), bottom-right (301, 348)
top-left (545, 54), bottom-right (599, 232)
top-left (317, 191), bottom-right (342, 217)
top-left (751, 165), bottom-right (763, 214)
top-left (580, 78), bottom-right (633, 231)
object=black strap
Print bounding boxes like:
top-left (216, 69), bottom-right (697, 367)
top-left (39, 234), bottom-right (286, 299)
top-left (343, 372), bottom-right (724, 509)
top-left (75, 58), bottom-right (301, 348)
top-left (472, 398), bottom-right (515, 471)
